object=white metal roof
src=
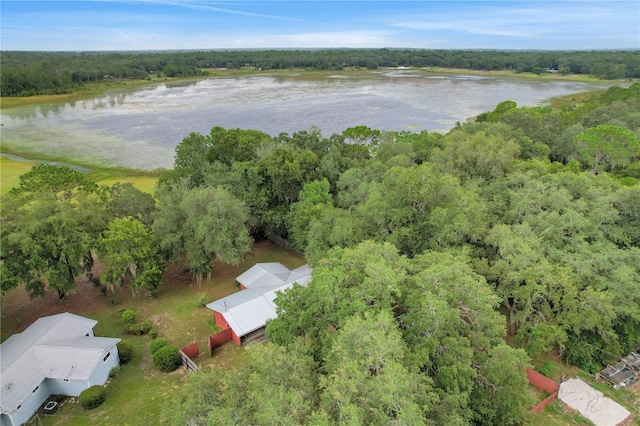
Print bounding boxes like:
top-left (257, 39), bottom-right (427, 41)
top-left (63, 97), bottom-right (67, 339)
top-left (0, 313), bottom-right (120, 414)
top-left (206, 288), bottom-right (262, 313)
top-left (208, 263), bottom-right (312, 338)
top-left (221, 296), bottom-right (277, 337)
top-left (236, 262), bottom-right (292, 290)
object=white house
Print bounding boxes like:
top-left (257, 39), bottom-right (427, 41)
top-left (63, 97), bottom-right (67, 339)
top-left (207, 263), bottom-right (312, 346)
top-left (0, 313), bottom-right (120, 426)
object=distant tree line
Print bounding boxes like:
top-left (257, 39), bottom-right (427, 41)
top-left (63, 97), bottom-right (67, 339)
top-left (1, 49), bottom-right (638, 97)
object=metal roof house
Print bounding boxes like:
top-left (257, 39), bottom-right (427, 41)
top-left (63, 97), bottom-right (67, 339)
top-left (1, 313), bottom-right (120, 426)
top-left (207, 263), bottom-right (312, 346)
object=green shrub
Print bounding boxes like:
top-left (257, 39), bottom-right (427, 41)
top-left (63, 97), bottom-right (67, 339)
top-left (205, 317), bottom-right (221, 333)
top-left (148, 328), bottom-right (158, 339)
top-left (148, 338), bottom-right (168, 355)
top-left (153, 345), bottom-right (181, 372)
top-left (117, 340), bottom-right (135, 364)
top-left (124, 323), bottom-right (143, 335)
top-left (79, 385), bottom-right (106, 409)
top-left (537, 361), bottom-right (554, 378)
top-left (109, 366), bottom-right (120, 378)
top-left (141, 319), bottom-right (153, 335)
top-left (121, 309), bottom-right (137, 324)
top-left (195, 293), bottom-right (208, 307)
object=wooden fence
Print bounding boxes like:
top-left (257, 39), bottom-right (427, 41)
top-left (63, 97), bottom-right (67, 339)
top-left (179, 348), bottom-right (199, 372)
top-left (526, 368), bottom-right (560, 413)
top-left (208, 329), bottom-right (233, 355)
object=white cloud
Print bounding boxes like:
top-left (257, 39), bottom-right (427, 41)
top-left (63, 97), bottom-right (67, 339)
top-left (374, 2), bottom-right (639, 44)
top-left (138, 0), bottom-right (307, 22)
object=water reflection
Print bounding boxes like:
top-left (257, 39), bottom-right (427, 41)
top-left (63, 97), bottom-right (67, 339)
top-left (0, 73), bottom-right (622, 171)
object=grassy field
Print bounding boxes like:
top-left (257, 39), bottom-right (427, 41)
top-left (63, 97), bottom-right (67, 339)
top-left (95, 176), bottom-right (159, 194)
top-left (0, 156), bottom-right (37, 194)
top-left (0, 155), bottom-right (159, 195)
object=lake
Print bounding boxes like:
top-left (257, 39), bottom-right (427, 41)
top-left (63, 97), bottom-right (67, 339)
top-left (0, 70), bottom-right (620, 170)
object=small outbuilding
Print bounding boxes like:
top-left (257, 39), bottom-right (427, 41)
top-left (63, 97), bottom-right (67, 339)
top-left (599, 349), bottom-right (640, 389)
top-left (207, 263), bottom-right (312, 346)
top-left (0, 313), bottom-right (120, 426)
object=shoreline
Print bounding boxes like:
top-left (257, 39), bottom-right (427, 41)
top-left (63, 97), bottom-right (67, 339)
top-left (1, 67), bottom-right (632, 110)
top-left (0, 69), bottom-right (629, 174)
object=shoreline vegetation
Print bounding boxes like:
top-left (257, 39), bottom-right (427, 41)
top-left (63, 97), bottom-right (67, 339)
top-left (0, 65), bottom-right (631, 174)
top-left (2, 49), bottom-right (637, 99)
top-left (0, 49), bottom-right (640, 193)
top-left (1, 65), bottom-right (632, 110)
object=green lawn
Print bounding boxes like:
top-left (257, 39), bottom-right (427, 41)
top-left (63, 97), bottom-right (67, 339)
top-left (1, 155), bottom-right (36, 194)
top-left (95, 176), bottom-right (159, 194)
top-left (0, 155), bottom-right (159, 195)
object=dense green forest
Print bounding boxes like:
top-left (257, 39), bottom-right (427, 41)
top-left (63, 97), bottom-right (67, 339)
top-left (1, 48), bottom-right (638, 96)
top-left (2, 83), bottom-right (639, 424)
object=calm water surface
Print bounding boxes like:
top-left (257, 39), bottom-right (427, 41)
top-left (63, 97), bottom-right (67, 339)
top-left (0, 71), bottom-right (618, 170)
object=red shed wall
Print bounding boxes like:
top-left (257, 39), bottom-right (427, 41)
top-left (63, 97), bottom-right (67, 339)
top-left (214, 311), bottom-right (229, 330)
top-left (231, 330), bottom-right (241, 346)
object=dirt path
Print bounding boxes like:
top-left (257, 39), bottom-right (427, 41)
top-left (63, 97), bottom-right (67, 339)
top-left (1, 275), bottom-right (107, 339)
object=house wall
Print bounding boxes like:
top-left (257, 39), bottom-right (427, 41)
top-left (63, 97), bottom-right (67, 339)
top-left (2, 379), bottom-right (51, 426)
top-left (45, 348), bottom-right (120, 397)
top-left (47, 378), bottom-right (89, 397)
top-left (87, 347), bottom-right (120, 387)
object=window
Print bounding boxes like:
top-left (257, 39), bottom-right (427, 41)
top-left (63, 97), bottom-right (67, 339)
top-left (32, 386), bottom-right (39, 393)
top-left (103, 352), bottom-right (111, 362)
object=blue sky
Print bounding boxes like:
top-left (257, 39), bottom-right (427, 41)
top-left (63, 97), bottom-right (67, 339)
top-left (1, 1), bottom-right (638, 51)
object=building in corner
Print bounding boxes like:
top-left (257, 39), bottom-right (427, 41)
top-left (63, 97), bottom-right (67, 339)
top-left (0, 313), bottom-right (120, 426)
top-left (207, 263), bottom-right (312, 346)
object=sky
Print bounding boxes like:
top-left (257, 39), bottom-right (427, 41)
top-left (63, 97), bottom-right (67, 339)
top-left (1, 1), bottom-right (639, 51)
